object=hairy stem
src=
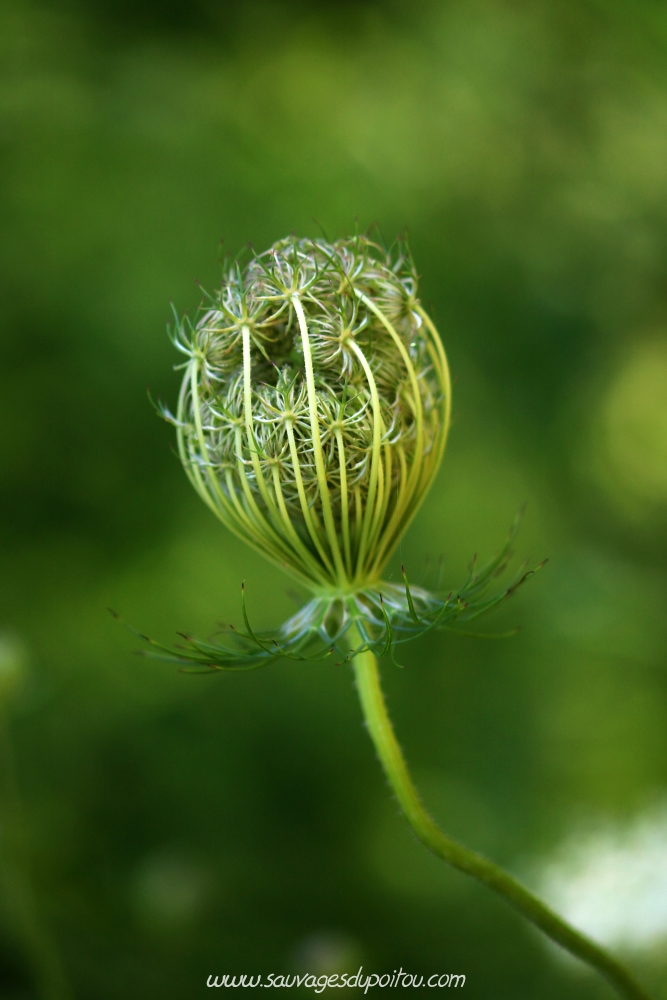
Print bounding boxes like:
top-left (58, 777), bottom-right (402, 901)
top-left (348, 626), bottom-right (652, 1000)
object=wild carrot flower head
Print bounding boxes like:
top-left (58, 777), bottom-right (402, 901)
top-left (142, 238), bottom-right (619, 1000)
top-left (135, 233), bottom-right (540, 671)
top-left (172, 235), bottom-right (451, 593)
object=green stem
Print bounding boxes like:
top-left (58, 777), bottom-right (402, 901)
top-left (348, 627), bottom-right (652, 1000)
top-left (0, 707), bottom-right (72, 1000)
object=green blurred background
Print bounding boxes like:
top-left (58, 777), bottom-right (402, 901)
top-left (1, 0), bottom-right (667, 996)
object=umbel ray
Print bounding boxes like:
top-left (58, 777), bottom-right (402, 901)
top-left (119, 233), bottom-right (651, 1000)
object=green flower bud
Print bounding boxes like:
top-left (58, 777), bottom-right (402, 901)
top-left (173, 235), bottom-right (450, 592)
top-left (156, 239), bottom-right (632, 1000)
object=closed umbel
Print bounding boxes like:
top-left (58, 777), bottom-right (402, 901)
top-left (174, 235), bottom-right (451, 591)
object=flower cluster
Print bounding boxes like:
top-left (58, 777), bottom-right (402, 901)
top-left (171, 235), bottom-right (450, 591)
top-left (146, 233), bottom-right (542, 672)
top-left (143, 238), bottom-right (641, 1000)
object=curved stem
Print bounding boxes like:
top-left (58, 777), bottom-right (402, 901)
top-left (348, 626), bottom-right (652, 1000)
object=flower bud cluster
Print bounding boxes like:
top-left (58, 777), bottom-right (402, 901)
top-left (174, 235), bottom-right (450, 591)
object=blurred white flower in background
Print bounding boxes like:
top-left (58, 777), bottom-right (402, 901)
top-left (539, 803), bottom-right (667, 951)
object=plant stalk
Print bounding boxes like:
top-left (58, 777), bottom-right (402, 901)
top-left (348, 626), bottom-right (652, 1000)
top-left (0, 706), bottom-right (72, 1000)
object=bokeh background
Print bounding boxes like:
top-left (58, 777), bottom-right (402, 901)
top-left (1, 0), bottom-right (667, 997)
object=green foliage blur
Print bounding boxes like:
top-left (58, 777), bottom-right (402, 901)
top-left (1, 0), bottom-right (667, 996)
